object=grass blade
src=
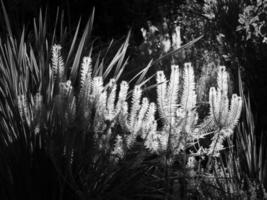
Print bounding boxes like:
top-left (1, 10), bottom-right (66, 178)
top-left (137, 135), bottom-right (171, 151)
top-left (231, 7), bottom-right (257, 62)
top-left (0, 0), bottom-right (12, 36)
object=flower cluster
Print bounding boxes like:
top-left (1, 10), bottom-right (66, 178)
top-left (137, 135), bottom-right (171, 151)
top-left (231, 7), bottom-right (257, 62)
top-left (17, 45), bottom-right (243, 162)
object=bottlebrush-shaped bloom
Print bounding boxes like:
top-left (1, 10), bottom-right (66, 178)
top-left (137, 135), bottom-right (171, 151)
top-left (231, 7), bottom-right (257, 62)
top-left (80, 57), bottom-right (92, 88)
top-left (51, 45), bottom-right (64, 81)
top-left (119, 85), bottom-right (156, 148)
top-left (153, 63), bottom-right (198, 155)
top-left (199, 66), bottom-right (242, 156)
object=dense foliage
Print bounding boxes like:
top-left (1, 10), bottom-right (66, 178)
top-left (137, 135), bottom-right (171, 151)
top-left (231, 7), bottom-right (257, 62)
top-left (1, 0), bottom-right (267, 199)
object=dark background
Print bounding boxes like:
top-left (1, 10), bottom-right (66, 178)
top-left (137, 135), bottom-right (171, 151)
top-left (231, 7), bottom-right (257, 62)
top-left (1, 0), bottom-right (174, 43)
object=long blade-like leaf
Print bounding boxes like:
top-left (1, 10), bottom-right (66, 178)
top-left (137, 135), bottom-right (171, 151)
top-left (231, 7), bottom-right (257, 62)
top-left (152, 35), bottom-right (203, 66)
top-left (70, 8), bottom-right (95, 83)
top-left (0, 0), bottom-right (12, 36)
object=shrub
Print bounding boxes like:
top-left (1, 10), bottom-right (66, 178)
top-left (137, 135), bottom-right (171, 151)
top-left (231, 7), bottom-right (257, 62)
top-left (0, 4), bottom-right (251, 200)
